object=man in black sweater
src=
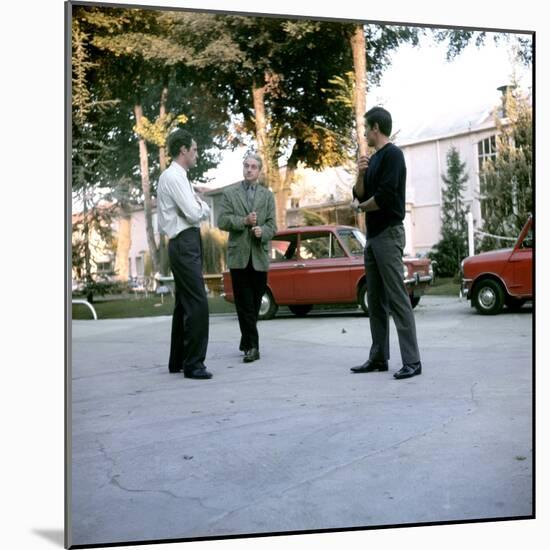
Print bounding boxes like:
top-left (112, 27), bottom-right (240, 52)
top-left (350, 107), bottom-right (422, 380)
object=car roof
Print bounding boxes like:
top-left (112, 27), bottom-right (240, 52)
top-left (275, 225), bottom-right (358, 236)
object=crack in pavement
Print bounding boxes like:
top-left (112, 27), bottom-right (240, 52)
top-left (96, 439), bottom-right (221, 513)
top-left (109, 475), bottom-right (180, 500)
top-left (187, 405), bottom-right (479, 534)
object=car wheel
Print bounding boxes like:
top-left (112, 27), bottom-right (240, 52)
top-left (506, 297), bottom-right (527, 311)
top-left (410, 295), bottom-right (420, 309)
top-left (472, 279), bottom-right (505, 315)
top-left (288, 304), bottom-right (313, 317)
top-left (258, 289), bottom-right (279, 320)
top-left (358, 283), bottom-right (369, 316)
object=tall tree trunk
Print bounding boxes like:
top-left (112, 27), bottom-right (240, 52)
top-left (159, 82), bottom-right (169, 173)
top-left (134, 102), bottom-right (160, 274)
top-left (158, 82), bottom-right (170, 275)
top-left (351, 25), bottom-right (368, 233)
top-left (281, 154), bottom-right (298, 227)
top-left (351, 25), bottom-right (368, 158)
top-left (252, 75), bottom-right (285, 228)
top-left (82, 187), bottom-right (94, 303)
top-left (115, 211), bottom-right (132, 282)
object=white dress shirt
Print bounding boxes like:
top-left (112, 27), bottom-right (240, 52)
top-left (157, 161), bottom-right (211, 239)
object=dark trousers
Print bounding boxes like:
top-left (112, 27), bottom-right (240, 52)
top-left (230, 259), bottom-right (267, 351)
top-left (365, 224), bottom-right (420, 365)
top-left (167, 228), bottom-right (209, 373)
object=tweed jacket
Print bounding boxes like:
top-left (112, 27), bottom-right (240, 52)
top-left (217, 181), bottom-right (277, 272)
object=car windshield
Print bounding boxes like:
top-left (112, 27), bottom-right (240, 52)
top-left (337, 228), bottom-right (365, 255)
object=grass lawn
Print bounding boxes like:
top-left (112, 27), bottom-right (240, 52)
top-left (72, 294), bottom-right (235, 320)
top-left (427, 277), bottom-right (461, 296)
top-left (73, 278), bottom-right (461, 320)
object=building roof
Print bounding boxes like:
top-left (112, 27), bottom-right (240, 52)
top-left (395, 105), bottom-right (496, 147)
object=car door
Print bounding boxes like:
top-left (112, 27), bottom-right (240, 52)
top-left (267, 233), bottom-right (298, 303)
top-left (292, 230), bottom-right (352, 303)
top-left (506, 223), bottom-right (533, 296)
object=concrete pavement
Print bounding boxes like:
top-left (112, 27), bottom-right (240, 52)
top-left (69, 295), bottom-right (533, 546)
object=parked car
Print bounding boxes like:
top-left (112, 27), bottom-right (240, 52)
top-left (460, 216), bottom-right (533, 315)
top-left (222, 225), bottom-right (433, 320)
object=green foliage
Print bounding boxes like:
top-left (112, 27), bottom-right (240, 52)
top-left (435, 29), bottom-right (532, 66)
top-left (479, 86), bottom-right (532, 251)
top-left (429, 147), bottom-right (469, 277)
top-left (72, 18), bottom-right (118, 302)
top-left (302, 209), bottom-right (329, 226)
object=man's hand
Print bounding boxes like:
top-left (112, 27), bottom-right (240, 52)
top-left (193, 185), bottom-right (209, 202)
top-left (252, 225), bottom-right (262, 238)
top-left (350, 198), bottom-right (361, 212)
top-left (357, 155), bottom-right (370, 173)
top-left (245, 211), bottom-right (257, 226)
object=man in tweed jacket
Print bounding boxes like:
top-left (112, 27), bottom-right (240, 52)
top-left (218, 153), bottom-right (277, 363)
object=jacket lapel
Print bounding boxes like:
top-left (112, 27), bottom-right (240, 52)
top-left (236, 182), bottom-right (250, 213)
top-left (251, 183), bottom-right (264, 212)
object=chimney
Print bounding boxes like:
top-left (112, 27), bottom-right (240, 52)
top-left (497, 84), bottom-right (516, 118)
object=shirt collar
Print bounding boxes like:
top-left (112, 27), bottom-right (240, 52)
top-left (171, 160), bottom-right (188, 176)
top-left (243, 180), bottom-right (257, 190)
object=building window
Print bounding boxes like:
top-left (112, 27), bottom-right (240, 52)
top-left (96, 259), bottom-right (114, 274)
top-left (290, 198), bottom-right (300, 209)
top-left (478, 135), bottom-right (498, 220)
top-left (135, 255), bottom-right (145, 277)
top-left (477, 135), bottom-right (497, 171)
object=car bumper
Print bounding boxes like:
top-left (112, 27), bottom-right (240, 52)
top-left (404, 274), bottom-right (433, 286)
top-left (461, 279), bottom-right (473, 299)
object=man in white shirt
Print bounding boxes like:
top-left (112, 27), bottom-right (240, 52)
top-left (157, 129), bottom-right (212, 379)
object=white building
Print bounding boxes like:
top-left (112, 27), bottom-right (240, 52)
top-left (397, 105), bottom-right (501, 255)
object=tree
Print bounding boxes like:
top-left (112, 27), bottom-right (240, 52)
top-left (72, 17), bottom-right (118, 302)
top-left (73, 5), bottom-right (231, 276)
top-left (435, 29), bottom-right (533, 66)
top-left (429, 147), bottom-right (469, 277)
top-left (478, 86), bottom-right (532, 250)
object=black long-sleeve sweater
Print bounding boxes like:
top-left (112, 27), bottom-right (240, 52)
top-left (353, 142), bottom-right (406, 238)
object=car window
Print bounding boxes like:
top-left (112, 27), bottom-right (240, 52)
top-left (270, 235), bottom-right (298, 262)
top-left (521, 228), bottom-right (533, 249)
top-left (299, 232), bottom-right (346, 260)
top-left (337, 229), bottom-right (365, 255)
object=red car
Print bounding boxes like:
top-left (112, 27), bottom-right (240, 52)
top-left (222, 225), bottom-right (433, 320)
top-left (460, 216), bottom-right (533, 314)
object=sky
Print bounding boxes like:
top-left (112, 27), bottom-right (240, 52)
top-left (204, 31), bottom-right (532, 189)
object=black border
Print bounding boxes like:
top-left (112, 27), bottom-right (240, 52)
top-left (65, 1), bottom-right (536, 548)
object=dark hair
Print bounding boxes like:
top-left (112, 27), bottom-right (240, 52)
top-left (365, 107), bottom-right (392, 137)
top-left (167, 128), bottom-right (194, 158)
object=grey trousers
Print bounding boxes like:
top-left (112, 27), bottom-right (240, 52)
top-left (365, 224), bottom-right (421, 365)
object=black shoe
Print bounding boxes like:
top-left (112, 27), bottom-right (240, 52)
top-left (184, 368), bottom-right (213, 379)
top-left (350, 359), bottom-right (388, 373)
top-left (243, 348), bottom-right (260, 363)
top-left (393, 362), bottom-right (422, 379)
